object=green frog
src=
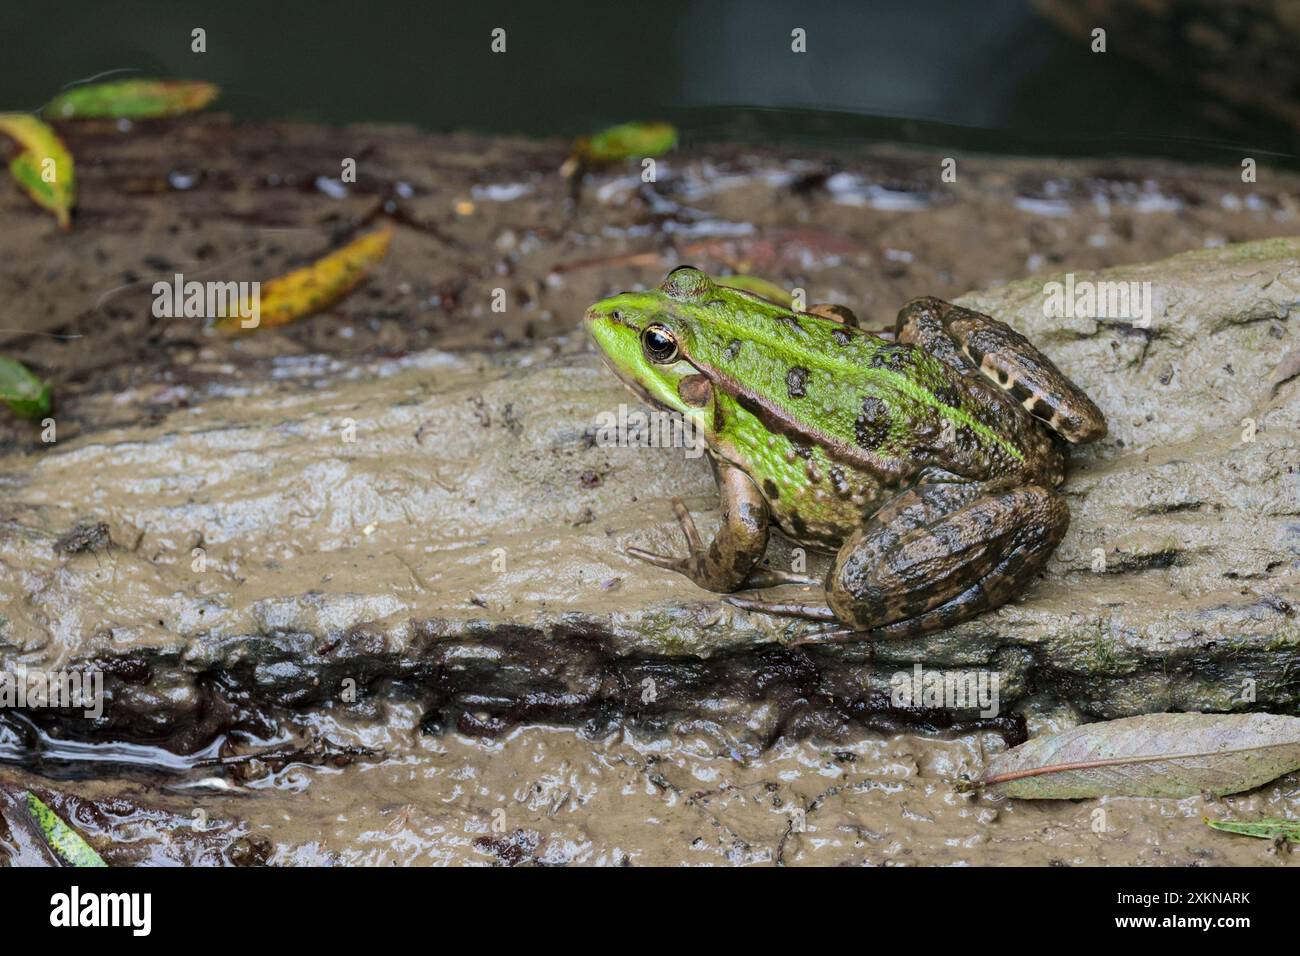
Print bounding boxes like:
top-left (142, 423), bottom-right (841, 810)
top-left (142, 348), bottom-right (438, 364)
top-left (584, 266), bottom-right (1106, 642)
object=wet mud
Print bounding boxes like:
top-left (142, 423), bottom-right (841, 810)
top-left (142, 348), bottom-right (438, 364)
top-left (1, 119), bottom-right (1298, 864)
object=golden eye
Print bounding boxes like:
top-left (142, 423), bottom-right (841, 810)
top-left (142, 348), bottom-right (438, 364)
top-left (641, 324), bottom-right (679, 363)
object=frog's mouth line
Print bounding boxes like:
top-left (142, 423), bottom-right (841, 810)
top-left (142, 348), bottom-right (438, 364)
top-left (600, 356), bottom-right (658, 409)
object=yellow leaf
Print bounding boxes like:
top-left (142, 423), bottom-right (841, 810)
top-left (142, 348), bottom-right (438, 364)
top-left (216, 227), bottom-right (393, 333)
top-left (0, 113), bottom-right (74, 228)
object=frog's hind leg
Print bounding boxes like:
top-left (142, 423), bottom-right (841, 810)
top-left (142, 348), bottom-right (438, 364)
top-left (896, 297), bottom-right (1106, 443)
top-left (626, 460), bottom-right (818, 592)
top-left (894, 297), bottom-right (973, 372)
top-left (818, 480), bottom-right (1068, 641)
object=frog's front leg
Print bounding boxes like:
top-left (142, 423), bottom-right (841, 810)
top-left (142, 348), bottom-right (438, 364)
top-left (896, 297), bottom-right (1106, 443)
top-left (728, 480), bottom-right (1068, 640)
top-left (626, 458), bottom-right (818, 592)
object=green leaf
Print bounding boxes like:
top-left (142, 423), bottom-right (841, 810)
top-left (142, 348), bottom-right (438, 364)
top-left (45, 79), bottom-right (220, 120)
top-left (569, 121), bottom-right (677, 170)
top-left (975, 712), bottom-right (1300, 799)
top-left (25, 793), bottom-right (107, 867)
top-left (0, 355), bottom-right (52, 419)
top-left (1206, 817), bottom-right (1300, 841)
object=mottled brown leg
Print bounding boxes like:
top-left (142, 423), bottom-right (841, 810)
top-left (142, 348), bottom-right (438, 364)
top-left (815, 480), bottom-right (1068, 639)
top-left (627, 460), bottom-right (816, 592)
top-left (894, 297), bottom-right (975, 373)
top-left (896, 297), bottom-right (1106, 443)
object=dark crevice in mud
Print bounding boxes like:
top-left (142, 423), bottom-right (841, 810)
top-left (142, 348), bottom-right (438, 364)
top-left (1103, 548), bottom-right (1184, 572)
top-left (1, 624), bottom-right (1032, 761)
top-left (1133, 500), bottom-right (1205, 516)
top-left (2, 600), bottom-right (1296, 774)
top-left (1096, 319), bottom-right (1158, 339)
top-left (417, 637), bottom-right (1028, 748)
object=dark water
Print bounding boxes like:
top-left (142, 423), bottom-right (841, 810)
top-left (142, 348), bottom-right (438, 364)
top-left (3, 0), bottom-right (1291, 165)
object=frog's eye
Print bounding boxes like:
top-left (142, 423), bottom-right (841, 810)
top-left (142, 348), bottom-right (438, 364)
top-left (662, 265), bottom-right (711, 301)
top-left (641, 324), bottom-right (679, 364)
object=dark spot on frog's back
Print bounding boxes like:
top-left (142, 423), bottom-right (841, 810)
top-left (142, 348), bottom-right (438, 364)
top-left (776, 314), bottom-right (804, 334)
top-left (831, 328), bottom-right (852, 346)
top-left (786, 366), bottom-right (810, 398)
top-left (869, 345), bottom-right (911, 372)
top-left (855, 396), bottom-right (890, 448)
top-left (763, 478), bottom-right (779, 499)
top-left (723, 338), bottom-right (743, 361)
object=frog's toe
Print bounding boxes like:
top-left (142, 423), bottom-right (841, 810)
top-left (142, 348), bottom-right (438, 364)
top-left (791, 624), bottom-right (865, 645)
top-left (625, 545), bottom-right (687, 573)
top-left (724, 595), bottom-right (837, 622)
top-left (738, 568), bottom-right (820, 589)
top-left (668, 497), bottom-right (704, 551)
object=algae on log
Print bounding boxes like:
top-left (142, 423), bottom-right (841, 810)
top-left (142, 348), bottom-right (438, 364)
top-left (0, 238), bottom-right (1297, 749)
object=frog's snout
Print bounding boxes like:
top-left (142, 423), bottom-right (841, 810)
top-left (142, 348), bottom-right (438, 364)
top-left (584, 300), bottom-right (632, 336)
top-left (583, 302), bottom-right (623, 356)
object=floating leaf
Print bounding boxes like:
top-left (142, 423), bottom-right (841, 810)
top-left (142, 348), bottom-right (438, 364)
top-left (563, 121), bottom-right (677, 174)
top-left (216, 227), bottom-right (393, 333)
top-left (975, 712), bottom-right (1300, 799)
top-left (716, 274), bottom-right (794, 307)
top-left (0, 355), bottom-right (52, 420)
top-left (1206, 817), bottom-right (1300, 841)
top-left (25, 793), bottom-right (107, 867)
top-left (45, 78), bottom-right (220, 120)
top-left (0, 113), bottom-right (74, 227)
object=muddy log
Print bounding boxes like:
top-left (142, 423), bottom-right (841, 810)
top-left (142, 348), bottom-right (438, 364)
top-left (2, 237), bottom-right (1297, 750)
top-left (0, 119), bottom-right (1297, 751)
